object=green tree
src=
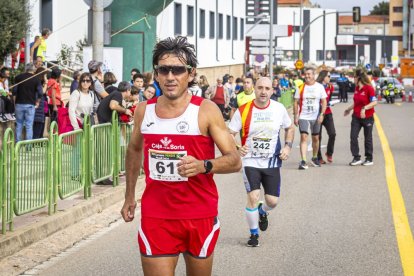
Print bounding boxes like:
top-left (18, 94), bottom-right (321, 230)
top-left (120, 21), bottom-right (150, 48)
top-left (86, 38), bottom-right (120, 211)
top-left (0, 0), bottom-right (30, 64)
top-left (369, 1), bottom-right (389, 15)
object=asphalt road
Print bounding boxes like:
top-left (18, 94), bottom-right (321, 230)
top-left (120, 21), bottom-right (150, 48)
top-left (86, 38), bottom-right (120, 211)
top-left (34, 97), bottom-right (412, 276)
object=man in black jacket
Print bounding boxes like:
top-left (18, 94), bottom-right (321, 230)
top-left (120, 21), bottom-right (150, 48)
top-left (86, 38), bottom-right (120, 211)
top-left (13, 63), bottom-right (42, 141)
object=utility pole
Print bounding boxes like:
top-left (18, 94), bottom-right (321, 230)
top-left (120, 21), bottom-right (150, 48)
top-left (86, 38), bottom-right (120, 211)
top-left (293, 11), bottom-right (296, 52)
top-left (25, 0), bottom-right (31, 64)
top-left (93, 0), bottom-right (104, 61)
top-left (323, 10), bottom-right (326, 65)
top-left (269, 0), bottom-right (274, 80)
top-left (299, 0), bottom-right (303, 59)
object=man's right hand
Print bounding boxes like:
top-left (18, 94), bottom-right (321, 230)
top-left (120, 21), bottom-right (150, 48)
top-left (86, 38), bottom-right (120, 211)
top-left (238, 145), bottom-right (249, 157)
top-left (120, 198), bottom-right (137, 222)
top-left (294, 118), bottom-right (299, 126)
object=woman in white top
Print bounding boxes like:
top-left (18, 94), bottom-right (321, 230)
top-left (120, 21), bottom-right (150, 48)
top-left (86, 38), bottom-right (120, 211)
top-left (69, 72), bottom-right (94, 130)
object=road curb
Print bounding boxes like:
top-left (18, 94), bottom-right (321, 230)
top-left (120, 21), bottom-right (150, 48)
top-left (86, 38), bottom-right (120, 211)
top-left (0, 180), bottom-right (144, 260)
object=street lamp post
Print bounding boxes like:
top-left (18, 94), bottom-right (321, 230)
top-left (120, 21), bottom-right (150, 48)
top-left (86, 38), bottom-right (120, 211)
top-left (269, 0), bottom-right (274, 80)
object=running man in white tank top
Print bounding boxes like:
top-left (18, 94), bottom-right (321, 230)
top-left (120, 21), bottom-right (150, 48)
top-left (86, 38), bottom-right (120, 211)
top-left (229, 77), bottom-right (295, 247)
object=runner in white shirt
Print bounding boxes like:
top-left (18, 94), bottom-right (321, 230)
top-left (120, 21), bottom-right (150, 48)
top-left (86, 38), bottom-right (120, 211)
top-left (293, 67), bottom-right (327, 170)
top-left (229, 77), bottom-right (294, 247)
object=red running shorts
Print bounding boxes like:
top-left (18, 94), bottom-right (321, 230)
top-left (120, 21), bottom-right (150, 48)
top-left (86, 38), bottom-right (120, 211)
top-left (138, 216), bottom-right (220, 258)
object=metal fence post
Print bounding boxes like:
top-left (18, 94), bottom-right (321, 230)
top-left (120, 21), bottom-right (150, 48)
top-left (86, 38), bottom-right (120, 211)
top-left (49, 122), bottom-right (59, 215)
top-left (112, 111), bottom-right (119, 187)
top-left (2, 128), bottom-right (15, 234)
top-left (83, 115), bottom-right (91, 199)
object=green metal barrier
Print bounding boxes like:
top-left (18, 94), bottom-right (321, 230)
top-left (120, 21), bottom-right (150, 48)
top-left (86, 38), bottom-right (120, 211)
top-left (1, 129), bottom-right (14, 234)
top-left (14, 138), bottom-right (50, 216)
top-left (0, 110), bottom-right (124, 235)
top-left (120, 123), bottom-right (133, 172)
top-left (90, 122), bottom-right (113, 183)
top-left (57, 129), bottom-right (84, 199)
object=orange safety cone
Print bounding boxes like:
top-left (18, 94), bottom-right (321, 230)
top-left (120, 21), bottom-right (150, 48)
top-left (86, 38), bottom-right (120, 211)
top-left (409, 92), bottom-right (413, 103)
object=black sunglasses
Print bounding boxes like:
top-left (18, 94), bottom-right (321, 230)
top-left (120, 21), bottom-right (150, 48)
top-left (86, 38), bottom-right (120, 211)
top-left (81, 79), bottom-right (92, 83)
top-left (155, 65), bottom-right (192, 76)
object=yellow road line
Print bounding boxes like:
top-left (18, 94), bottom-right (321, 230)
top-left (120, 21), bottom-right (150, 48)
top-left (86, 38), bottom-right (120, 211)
top-left (374, 113), bottom-right (414, 275)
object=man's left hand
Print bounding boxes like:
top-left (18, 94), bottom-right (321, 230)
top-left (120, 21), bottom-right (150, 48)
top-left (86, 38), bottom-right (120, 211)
top-left (279, 147), bottom-right (291, 160)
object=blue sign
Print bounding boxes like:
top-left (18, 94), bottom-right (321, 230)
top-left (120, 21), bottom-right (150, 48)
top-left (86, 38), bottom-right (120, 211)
top-left (255, 54), bottom-right (265, 63)
top-left (365, 64), bottom-right (371, 70)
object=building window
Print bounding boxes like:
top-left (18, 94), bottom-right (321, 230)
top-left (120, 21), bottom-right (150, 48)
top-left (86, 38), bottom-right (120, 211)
top-left (174, 3), bottom-right (182, 35)
top-left (393, 21), bottom-right (403, 27)
top-left (364, 28), bottom-right (370, 34)
top-left (337, 49), bottom-right (347, 61)
top-left (226, 15), bottom-right (231, 40)
top-left (218, 13), bottom-right (223, 39)
top-left (41, 0), bottom-right (53, 31)
top-left (377, 28), bottom-right (383, 34)
top-left (210, 11), bottom-right (215, 38)
top-left (200, 9), bottom-right (205, 38)
top-left (345, 27), bottom-right (353, 33)
top-left (393, 6), bottom-right (403, 13)
top-left (317, 50), bottom-right (336, 61)
top-left (233, 16), bottom-right (238, 40)
top-left (187, 6), bottom-right (194, 36)
top-left (240, 18), bottom-right (244, 40)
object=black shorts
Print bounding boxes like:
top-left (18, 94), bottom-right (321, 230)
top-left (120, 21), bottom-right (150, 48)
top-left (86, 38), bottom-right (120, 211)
top-left (242, 166), bottom-right (281, 197)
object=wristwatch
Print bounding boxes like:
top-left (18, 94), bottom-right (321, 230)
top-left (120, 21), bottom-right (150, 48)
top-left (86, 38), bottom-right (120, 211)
top-left (203, 160), bottom-right (213, 174)
top-left (285, 142), bottom-right (293, 148)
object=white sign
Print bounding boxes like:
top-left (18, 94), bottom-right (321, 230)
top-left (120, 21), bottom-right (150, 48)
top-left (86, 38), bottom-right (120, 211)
top-left (83, 47), bottom-right (123, 85)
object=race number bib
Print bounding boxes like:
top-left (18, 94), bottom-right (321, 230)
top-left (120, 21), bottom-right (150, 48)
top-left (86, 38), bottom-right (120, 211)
top-left (304, 97), bottom-right (316, 113)
top-left (149, 150), bottom-right (188, 182)
top-left (251, 137), bottom-right (272, 158)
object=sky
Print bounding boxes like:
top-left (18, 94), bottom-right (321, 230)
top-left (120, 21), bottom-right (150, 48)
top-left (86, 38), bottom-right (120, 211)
top-left (312, 0), bottom-right (388, 15)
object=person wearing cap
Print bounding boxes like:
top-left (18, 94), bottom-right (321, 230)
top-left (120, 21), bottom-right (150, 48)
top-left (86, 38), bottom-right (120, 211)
top-left (96, 81), bottom-right (132, 123)
top-left (30, 28), bottom-right (51, 63)
top-left (12, 63), bottom-right (42, 141)
top-left (88, 60), bottom-right (109, 101)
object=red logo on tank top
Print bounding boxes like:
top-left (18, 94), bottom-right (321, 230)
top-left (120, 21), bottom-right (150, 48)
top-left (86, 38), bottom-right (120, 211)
top-left (152, 137), bottom-right (185, 150)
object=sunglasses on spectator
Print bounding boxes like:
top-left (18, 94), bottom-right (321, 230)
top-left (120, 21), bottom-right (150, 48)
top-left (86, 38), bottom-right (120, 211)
top-left (154, 65), bottom-right (192, 76)
top-left (327, 75), bottom-right (331, 77)
top-left (81, 79), bottom-right (92, 83)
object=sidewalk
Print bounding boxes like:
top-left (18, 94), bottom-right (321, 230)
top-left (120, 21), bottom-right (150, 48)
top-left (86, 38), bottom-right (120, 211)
top-left (0, 176), bottom-right (145, 260)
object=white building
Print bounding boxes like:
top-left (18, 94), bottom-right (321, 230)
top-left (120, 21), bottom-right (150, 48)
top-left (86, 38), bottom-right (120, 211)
top-left (247, 7), bottom-right (338, 68)
top-left (28, 0), bottom-right (89, 64)
top-left (157, 0), bottom-right (246, 82)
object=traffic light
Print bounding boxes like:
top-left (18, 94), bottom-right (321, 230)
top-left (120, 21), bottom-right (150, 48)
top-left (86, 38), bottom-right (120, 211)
top-left (353, 7), bottom-right (361, 23)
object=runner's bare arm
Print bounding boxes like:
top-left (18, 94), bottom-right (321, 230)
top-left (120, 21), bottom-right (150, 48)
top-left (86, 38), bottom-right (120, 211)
top-left (121, 101), bottom-right (146, 222)
top-left (279, 123), bottom-right (295, 160)
top-left (293, 99), bottom-right (299, 125)
top-left (203, 100), bottom-right (241, 173)
top-left (177, 100), bottom-right (241, 177)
